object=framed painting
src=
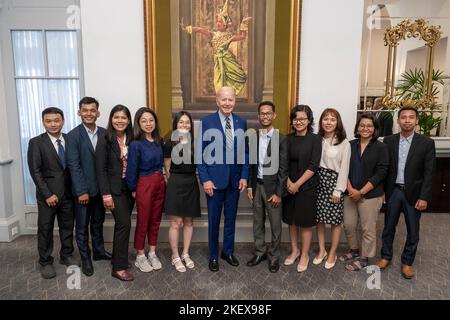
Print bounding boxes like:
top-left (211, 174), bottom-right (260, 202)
top-left (144, 0), bottom-right (302, 134)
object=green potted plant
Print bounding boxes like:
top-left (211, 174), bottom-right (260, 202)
top-left (395, 68), bottom-right (450, 136)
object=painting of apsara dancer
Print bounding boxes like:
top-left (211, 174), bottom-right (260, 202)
top-left (180, 0), bottom-right (252, 95)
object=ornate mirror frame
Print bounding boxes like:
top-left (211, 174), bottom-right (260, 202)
top-left (382, 18), bottom-right (443, 109)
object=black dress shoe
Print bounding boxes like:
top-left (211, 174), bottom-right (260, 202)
top-left (220, 252), bottom-right (239, 267)
top-left (111, 270), bottom-right (134, 281)
top-left (246, 254), bottom-right (267, 267)
top-left (268, 260), bottom-right (280, 273)
top-left (81, 258), bottom-right (94, 277)
top-left (59, 256), bottom-right (80, 267)
top-left (93, 251), bottom-right (112, 261)
top-left (209, 259), bottom-right (219, 272)
top-left (40, 264), bottom-right (56, 279)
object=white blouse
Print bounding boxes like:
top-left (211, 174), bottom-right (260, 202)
top-left (320, 137), bottom-right (351, 197)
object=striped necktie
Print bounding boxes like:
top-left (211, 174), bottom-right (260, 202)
top-left (56, 139), bottom-right (65, 169)
top-left (225, 116), bottom-right (233, 150)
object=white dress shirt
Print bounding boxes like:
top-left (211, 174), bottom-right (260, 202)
top-left (83, 124), bottom-right (99, 149)
top-left (47, 132), bottom-right (65, 154)
top-left (257, 128), bottom-right (274, 179)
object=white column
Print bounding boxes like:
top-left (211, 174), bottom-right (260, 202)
top-left (298, 0), bottom-right (364, 134)
top-left (80, 0), bottom-right (147, 127)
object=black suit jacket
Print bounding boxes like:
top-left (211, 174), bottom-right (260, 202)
top-left (248, 130), bottom-right (288, 197)
top-left (384, 133), bottom-right (436, 205)
top-left (377, 112), bottom-right (393, 137)
top-left (27, 133), bottom-right (72, 201)
top-left (95, 134), bottom-right (126, 197)
top-left (349, 139), bottom-right (389, 199)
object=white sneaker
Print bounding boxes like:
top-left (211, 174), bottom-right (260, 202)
top-left (135, 254), bottom-right (153, 273)
top-left (148, 252), bottom-right (162, 270)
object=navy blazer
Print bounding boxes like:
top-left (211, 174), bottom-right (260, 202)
top-left (197, 112), bottom-right (249, 190)
top-left (66, 124), bottom-right (106, 197)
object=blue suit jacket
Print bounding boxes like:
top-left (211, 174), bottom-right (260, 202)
top-left (197, 112), bottom-right (249, 190)
top-left (66, 124), bottom-right (106, 197)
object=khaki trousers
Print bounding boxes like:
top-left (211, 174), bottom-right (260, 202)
top-left (343, 195), bottom-right (383, 258)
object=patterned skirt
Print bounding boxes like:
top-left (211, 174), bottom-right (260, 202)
top-left (316, 167), bottom-right (344, 225)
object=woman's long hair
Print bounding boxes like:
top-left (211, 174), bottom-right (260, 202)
top-left (318, 108), bottom-right (347, 145)
top-left (105, 104), bottom-right (133, 145)
top-left (133, 107), bottom-right (162, 144)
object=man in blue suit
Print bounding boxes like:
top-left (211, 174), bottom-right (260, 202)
top-left (66, 97), bottom-right (111, 276)
top-left (198, 86), bottom-right (249, 272)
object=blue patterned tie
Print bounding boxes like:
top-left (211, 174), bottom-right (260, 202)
top-left (56, 139), bottom-right (65, 169)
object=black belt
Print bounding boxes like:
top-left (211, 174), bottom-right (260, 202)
top-left (257, 178), bottom-right (264, 185)
top-left (395, 184), bottom-right (406, 190)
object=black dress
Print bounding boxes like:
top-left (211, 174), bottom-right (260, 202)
top-left (163, 141), bottom-right (201, 217)
top-left (282, 132), bottom-right (322, 227)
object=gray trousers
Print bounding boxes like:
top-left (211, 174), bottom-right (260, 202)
top-left (252, 183), bottom-right (282, 261)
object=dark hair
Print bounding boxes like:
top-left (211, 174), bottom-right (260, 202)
top-left (398, 106), bottom-right (419, 118)
top-left (42, 107), bottom-right (64, 120)
top-left (79, 96), bottom-right (99, 110)
top-left (354, 113), bottom-right (380, 142)
top-left (106, 104), bottom-right (133, 145)
top-left (318, 108), bottom-right (347, 145)
top-left (172, 111), bottom-right (194, 140)
top-left (258, 101), bottom-right (276, 113)
top-left (290, 104), bottom-right (314, 133)
top-left (133, 107), bottom-right (162, 144)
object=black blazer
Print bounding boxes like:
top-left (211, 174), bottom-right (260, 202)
top-left (286, 132), bottom-right (322, 191)
top-left (95, 134), bottom-right (126, 197)
top-left (384, 133), bottom-right (436, 205)
top-left (349, 139), bottom-right (389, 199)
top-left (66, 124), bottom-right (106, 197)
top-left (248, 130), bottom-right (288, 197)
top-left (27, 133), bottom-right (72, 201)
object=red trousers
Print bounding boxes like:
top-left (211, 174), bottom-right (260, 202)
top-left (134, 172), bottom-right (166, 250)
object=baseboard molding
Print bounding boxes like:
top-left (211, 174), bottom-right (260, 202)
top-left (0, 215), bottom-right (21, 242)
top-left (21, 212), bottom-right (345, 243)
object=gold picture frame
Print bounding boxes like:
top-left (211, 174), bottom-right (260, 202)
top-left (144, 0), bottom-right (302, 134)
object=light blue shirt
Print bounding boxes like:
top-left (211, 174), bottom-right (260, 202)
top-left (258, 128), bottom-right (274, 179)
top-left (218, 111), bottom-right (234, 138)
top-left (83, 124), bottom-right (98, 150)
top-left (396, 133), bottom-right (414, 184)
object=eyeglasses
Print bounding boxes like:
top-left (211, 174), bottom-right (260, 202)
top-left (293, 118), bottom-right (308, 124)
top-left (259, 112), bottom-right (274, 118)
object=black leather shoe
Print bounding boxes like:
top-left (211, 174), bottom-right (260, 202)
top-left (59, 256), bottom-right (80, 267)
top-left (246, 254), bottom-right (267, 267)
top-left (268, 259), bottom-right (280, 273)
top-left (40, 264), bottom-right (56, 279)
top-left (111, 270), bottom-right (134, 281)
top-left (93, 251), bottom-right (112, 261)
top-left (81, 258), bottom-right (94, 277)
top-left (220, 252), bottom-right (239, 267)
top-left (209, 259), bottom-right (219, 272)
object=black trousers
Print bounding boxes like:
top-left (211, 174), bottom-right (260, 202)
top-left (37, 194), bottom-right (74, 266)
top-left (381, 186), bottom-right (421, 266)
top-left (111, 181), bottom-right (135, 271)
top-left (74, 194), bottom-right (106, 259)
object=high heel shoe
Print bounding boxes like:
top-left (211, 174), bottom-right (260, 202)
top-left (313, 251), bottom-right (328, 265)
top-left (297, 257), bottom-right (309, 273)
top-left (283, 251), bottom-right (300, 266)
